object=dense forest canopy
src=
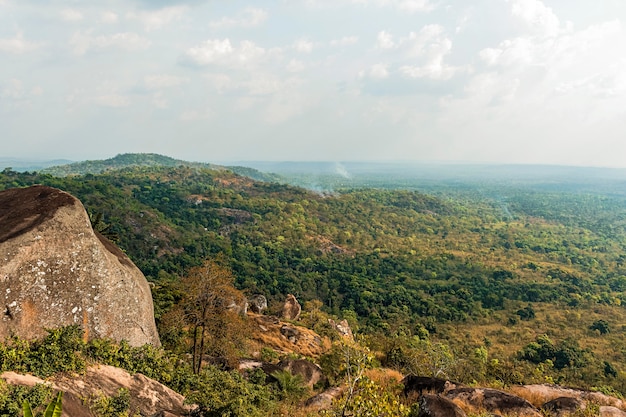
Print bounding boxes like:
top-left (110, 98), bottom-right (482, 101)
top-left (4, 155), bottom-right (626, 392)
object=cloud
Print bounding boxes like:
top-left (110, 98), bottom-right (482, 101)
top-left (381, 25), bottom-right (464, 80)
top-left (509, 0), bottom-right (561, 37)
top-left (287, 59), bottom-right (306, 72)
top-left (70, 31), bottom-right (151, 55)
top-left (330, 36), bottom-right (358, 46)
top-left (181, 39), bottom-right (266, 67)
top-left (209, 7), bottom-right (268, 29)
top-left (0, 32), bottom-right (41, 54)
top-left (293, 39), bottom-right (314, 53)
top-left (362, 63), bottom-right (389, 79)
top-left (311, 0), bottom-right (436, 13)
top-left (101, 12), bottom-right (119, 24)
top-left (127, 6), bottom-right (187, 31)
top-left (60, 8), bottom-right (83, 22)
top-left (376, 31), bottom-right (395, 49)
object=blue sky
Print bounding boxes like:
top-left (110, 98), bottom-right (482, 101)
top-left (2, 0), bottom-right (626, 166)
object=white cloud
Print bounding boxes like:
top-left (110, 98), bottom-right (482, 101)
top-left (330, 36), bottom-right (358, 46)
top-left (366, 63), bottom-right (389, 79)
top-left (101, 12), bottom-right (119, 24)
top-left (287, 59), bottom-right (306, 72)
top-left (1, 78), bottom-right (24, 99)
top-left (293, 39), bottom-right (314, 53)
top-left (391, 25), bottom-right (463, 80)
top-left (182, 39), bottom-right (266, 68)
top-left (127, 6), bottom-right (187, 31)
top-left (0, 32), bottom-right (40, 54)
top-left (144, 74), bottom-right (185, 90)
top-left (60, 8), bottom-right (83, 22)
top-left (376, 31), bottom-right (395, 49)
top-left (70, 31), bottom-right (151, 55)
top-left (510, 0), bottom-right (561, 37)
top-left (209, 7), bottom-right (268, 29)
top-left (334, 0), bottom-right (435, 13)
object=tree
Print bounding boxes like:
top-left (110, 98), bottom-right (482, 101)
top-left (179, 259), bottom-right (248, 373)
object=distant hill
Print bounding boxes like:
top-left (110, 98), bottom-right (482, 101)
top-left (0, 158), bottom-right (74, 172)
top-left (40, 153), bottom-right (281, 183)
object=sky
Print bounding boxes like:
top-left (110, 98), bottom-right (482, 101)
top-left (2, 0), bottom-right (626, 167)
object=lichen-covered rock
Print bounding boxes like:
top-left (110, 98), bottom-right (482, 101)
top-left (281, 294), bottom-right (301, 321)
top-left (248, 294), bottom-right (267, 314)
top-left (0, 185), bottom-right (159, 346)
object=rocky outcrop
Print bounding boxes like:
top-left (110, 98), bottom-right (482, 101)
top-left (418, 394), bottom-right (467, 417)
top-left (2, 365), bottom-right (187, 417)
top-left (0, 186), bottom-right (159, 346)
top-left (328, 318), bottom-right (353, 340)
top-left (446, 388), bottom-right (542, 417)
top-left (513, 384), bottom-right (626, 410)
top-left (281, 294), bottom-right (301, 321)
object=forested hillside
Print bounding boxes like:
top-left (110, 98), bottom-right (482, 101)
top-left (4, 157), bottom-right (626, 394)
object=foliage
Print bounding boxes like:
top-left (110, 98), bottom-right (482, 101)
top-left (518, 335), bottom-right (591, 370)
top-left (0, 382), bottom-right (52, 417)
top-left (270, 370), bottom-right (308, 402)
top-left (0, 326), bottom-right (86, 378)
top-left (184, 366), bottom-right (275, 417)
top-left (322, 377), bottom-right (410, 417)
top-left (88, 388), bottom-right (138, 417)
top-left (22, 391), bottom-right (62, 417)
top-left (590, 320), bottom-right (610, 335)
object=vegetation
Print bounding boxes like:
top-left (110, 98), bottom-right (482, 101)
top-left (4, 154), bottom-right (626, 413)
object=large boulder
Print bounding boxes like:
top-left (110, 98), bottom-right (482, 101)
top-left (0, 186), bottom-right (159, 346)
top-left (281, 294), bottom-right (301, 321)
top-left (541, 397), bottom-right (587, 416)
top-left (418, 394), bottom-right (467, 417)
top-left (446, 387), bottom-right (542, 417)
top-left (403, 375), bottom-right (460, 402)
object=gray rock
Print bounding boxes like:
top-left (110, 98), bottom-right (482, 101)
top-left (542, 397), bottom-right (586, 416)
top-left (275, 358), bottom-right (326, 388)
top-left (446, 388), bottom-right (541, 417)
top-left (280, 324), bottom-right (300, 343)
top-left (248, 294), bottom-right (267, 313)
top-left (305, 387), bottom-right (343, 409)
top-left (0, 186), bottom-right (159, 346)
top-left (328, 318), bottom-right (353, 340)
top-left (418, 394), bottom-right (466, 417)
